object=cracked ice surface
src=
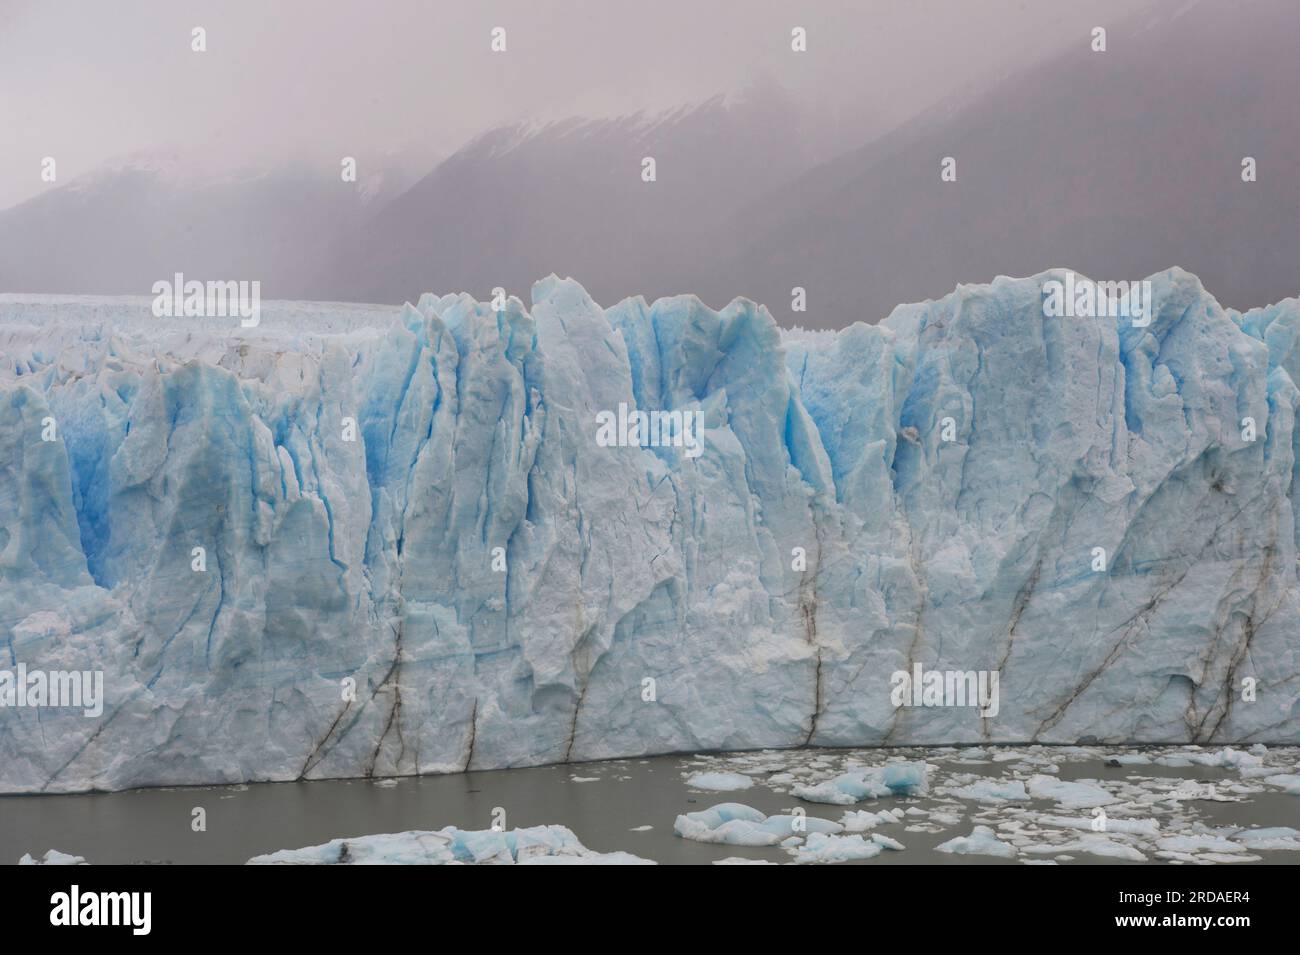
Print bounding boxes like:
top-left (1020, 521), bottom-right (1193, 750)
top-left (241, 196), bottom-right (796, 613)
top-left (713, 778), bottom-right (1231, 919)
top-left (2, 267), bottom-right (1300, 793)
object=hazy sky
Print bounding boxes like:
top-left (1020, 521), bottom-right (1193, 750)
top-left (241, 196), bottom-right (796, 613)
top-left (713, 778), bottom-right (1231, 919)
top-left (1, 0), bottom-right (1161, 211)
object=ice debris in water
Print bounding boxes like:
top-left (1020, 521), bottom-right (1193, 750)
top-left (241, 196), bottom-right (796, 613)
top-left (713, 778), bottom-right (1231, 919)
top-left (673, 802), bottom-right (842, 846)
top-left (1024, 775), bottom-right (1119, 809)
top-left (791, 761), bottom-right (928, 805)
top-left (935, 826), bottom-right (1019, 859)
top-left (838, 807), bottom-right (907, 831)
top-left (18, 849), bottom-right (87, 865)
top-left (247, 825), bottom-right (654, 865)
top-left (676, 744), bottom-right (1300, 864)
top-left (945, 778), bottom-right (1030, 803)
top-left (788, 832), bottom-right (890, 864)
top-left (685, 771), bottom-right (755, 791)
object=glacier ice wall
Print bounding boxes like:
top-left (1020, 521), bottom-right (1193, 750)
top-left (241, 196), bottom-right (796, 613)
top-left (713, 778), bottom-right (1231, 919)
top-left (1, 269), bottom-right (1298, 793)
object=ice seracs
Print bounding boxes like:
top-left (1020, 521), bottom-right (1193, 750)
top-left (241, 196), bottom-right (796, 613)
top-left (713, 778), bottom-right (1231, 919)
top-left (1, 265), bottom-right (1299, 794)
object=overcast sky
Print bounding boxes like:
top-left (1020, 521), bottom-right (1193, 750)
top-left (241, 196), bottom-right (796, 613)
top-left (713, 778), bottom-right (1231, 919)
top-left (0, 0), bottom-right (1163, 211)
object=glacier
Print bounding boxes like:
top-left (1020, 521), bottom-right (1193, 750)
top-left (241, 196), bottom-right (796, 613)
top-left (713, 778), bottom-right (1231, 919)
top-left (1, 267), bottom-right (1299, 794)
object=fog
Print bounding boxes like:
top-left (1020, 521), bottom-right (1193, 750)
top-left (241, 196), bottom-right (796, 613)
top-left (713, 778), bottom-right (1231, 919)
top-left (1, 0), bottom-right (1155, 210)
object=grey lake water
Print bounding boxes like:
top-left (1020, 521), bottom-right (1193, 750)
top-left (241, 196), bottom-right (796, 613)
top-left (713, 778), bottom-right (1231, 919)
top-left (3, 746), bottom-right (1298, 865)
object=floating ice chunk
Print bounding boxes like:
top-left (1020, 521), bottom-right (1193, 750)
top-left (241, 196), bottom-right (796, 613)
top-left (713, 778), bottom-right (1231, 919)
top-left (789, 832), bottom-right (884, 864)
top-left (674, 802), bottom-right (765, 829)
top-left (520, 852), bottom-right (653, 865)
top-left (678, 820), bottom-right (785, 846)
top-left (990, 750), bottom-right (1028, 762)
top-left (838, 807), bottom-right (906, 831)
top-left (713, 857), bottom-right (779, 865)
top-left (18, 849), bottom-right (87, 865)
top-left (1239, 766), bottom-right (1280, 779)
top-left (685, 771), bottom-right (755, 792)
top-left (766, 814), bottom-right (842, 837)
top-left (1264, 774), bottom-right (1300, 794)
top-left (1175, 748), bottom-right (1265, 770)
top-left (1022, 836), bottom-right (1145, 861)
top-left (1157, 834), bottom-right (1247, 854)
top-left (248, 825), bottom-right (653, 864)
top-left (1232, 827), bottom-right (1300, 850)
top-left (1035, 813), bottom-right (1160, 836)
top-left (871, 833), bottom-right (906, 850)
top-left (936, 826), bottom-right (1018, 858)
top-left (674, 802), bottom-right (841, 846)
top-left (673, 803), bottom-right (779, 846)
top-left (1026, 775), bottom-right (1118, 809)
top-left (792, 762), bottom-right (928, 805)
top-left (1198, 852), bottom-right (1262, 863)
top-left (947, 779), bottom-right (1030, 803)
top-left (1105, 753), bottom-right (1152, 766)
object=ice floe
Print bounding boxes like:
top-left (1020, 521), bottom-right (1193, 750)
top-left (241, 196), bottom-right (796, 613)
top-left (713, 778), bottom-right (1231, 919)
top-left (248, 825), bottom-right (654, 865)
top-left (791, 761), bottom-right (928, 805)
top-left (18, 849), bottom-right (86, 865)
top-left (788, 832), bottom-right (884, 864)
top-left (685, 771), bottom-right (755, 792)
top-left (673, 802), bottom-right (841, 846)
top-left (936, 825), bottom-right (1018, 858)
top-left (670, 743), bottom-right (1300, 864)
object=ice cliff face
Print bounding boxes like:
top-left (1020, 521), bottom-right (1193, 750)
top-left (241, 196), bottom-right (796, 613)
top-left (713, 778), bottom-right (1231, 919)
top-left (1, 269), bottom-right (1298, 793)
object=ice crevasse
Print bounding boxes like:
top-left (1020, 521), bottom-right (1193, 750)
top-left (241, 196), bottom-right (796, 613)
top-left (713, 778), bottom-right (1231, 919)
top-left (1, 267), bottom-right (1298, 793)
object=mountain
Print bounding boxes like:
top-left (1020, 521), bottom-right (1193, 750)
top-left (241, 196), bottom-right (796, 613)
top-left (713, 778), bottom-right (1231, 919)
top-left (311, 80), bottom-right (831, 307)
top-left (0, 152), bottom-right (420, 300)
top-left (4, 0), bottom-right (1293, 329)
top-left (696, 0), bottom-right (1300, 326)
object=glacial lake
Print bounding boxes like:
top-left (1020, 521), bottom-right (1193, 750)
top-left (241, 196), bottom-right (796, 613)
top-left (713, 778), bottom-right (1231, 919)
top-left (4, 746), bottom-right (1298, 865)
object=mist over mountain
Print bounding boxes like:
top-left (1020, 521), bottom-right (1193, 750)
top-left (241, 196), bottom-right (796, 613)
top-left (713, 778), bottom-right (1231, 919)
top-left (1, 0), bottom-right (1294, 325)
top-left (0, 154), bottom-right (422, 301)
top-left (699, 0), bottom-right (1300, 326)
top-left (312, 80), bottom-right (836, 308)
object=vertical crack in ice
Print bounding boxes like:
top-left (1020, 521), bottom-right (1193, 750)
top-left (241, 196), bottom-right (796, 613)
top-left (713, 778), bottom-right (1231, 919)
top-left (461, 698), bottom-right (478, 772)
top-left (1199, 530), bottom-right (1284, 742)
top-left (801, 511), bottom-right (826, 746)
top-left (882, 511), bottom-right (931, 745)
top-left (39, 691), bottom-right (138, 792)
top-left (366, 614), bottom-right (406, 777)
top-left (299, 698), bottom-right (354, 780)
